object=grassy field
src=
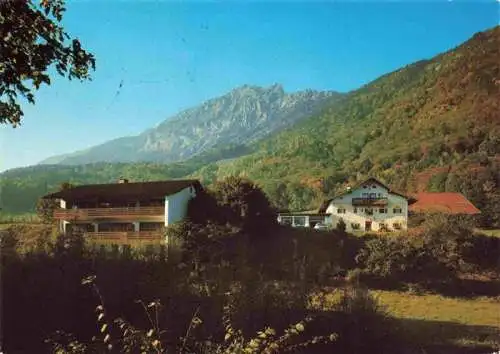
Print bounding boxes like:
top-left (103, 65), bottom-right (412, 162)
top-left (313, 288), bottom-right (500, 350)
top-left (476, 229), bottom-right (500, 238)
top-left (0, 213), bottom-right (39, 227)
top-left (377, 290), bottom-right (500, 348)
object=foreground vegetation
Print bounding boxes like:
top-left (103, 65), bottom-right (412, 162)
top-left (2, 177), bottom-right (499, 353)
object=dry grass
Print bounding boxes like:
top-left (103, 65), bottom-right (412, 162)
top-left (476, 228), bottom-right (500, 238)
top-left (373, 290), bottom-right (499, 327)
top-left (311, 288), bottom-right (500, 349)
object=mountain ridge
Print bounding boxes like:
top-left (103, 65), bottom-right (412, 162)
top-left (39, 84), bottom-right (340, 165)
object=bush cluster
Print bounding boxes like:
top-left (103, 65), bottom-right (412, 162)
top-left (355, 214), bottom-right (500, 288)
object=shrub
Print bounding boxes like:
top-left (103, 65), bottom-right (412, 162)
top-left (419, 214), bottom-right (476, 272)
top-left (71, 275), bottom-right (337, 354)
top-left (345, 268), bottom-right (367, 285)
top-left (465, 232), bottom-right (500, 271)
top-left (336, 218), bottom-right (346, 232)
top-left (357, 214), bottom-right (487, 287)
top-left (0, 228), bottom-right (19, 259)
top-left (2, 224), bottom-right (54, 255)
top-left (45, 331), bottom-right (88, 354)
top-left (336, 285), bottom-right (387, 321)
top-left (351, 222), bottom-right (361, 230)
top-left (356, 235), bottom-right (453, 285)
top-left (186, 188), bottom-right (221, 224)
top-left (196, 304), bottom-right (337, 354)
top-left (166, 220), bottom-right (243, 271)
top-left (36, 198), bottom-right (57, 224)
top-left (334, 285), bottom-right (398, 353)
top-left (52, 229), bottom-right (87, 259)
top-left (307, 284), bottom-right (401, 354)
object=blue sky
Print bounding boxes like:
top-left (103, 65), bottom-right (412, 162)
top-left (1, 0), bottom-right (498, 171)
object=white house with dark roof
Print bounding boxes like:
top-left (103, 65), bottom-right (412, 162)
top-left (43, 178), bottom-right (202, 244)
top-left (318, 177), bottom-right (409, 232)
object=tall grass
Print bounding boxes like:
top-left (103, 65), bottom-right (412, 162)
top-left (0, 212), bottom-right (39, 225)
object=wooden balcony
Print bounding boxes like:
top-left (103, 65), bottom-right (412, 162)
top-left (352, 197), bottom-right (388, 206)
top-left (54, 206), bottom-right (164, 221)
top-left (84, 231), bottom-right (164, 244)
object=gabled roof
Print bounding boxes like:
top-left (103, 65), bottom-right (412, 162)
top-left (409, 192), bottom-right (481, 215)
top-left (318, 177), bottom-right (410, 213)
top-left (43, 179), bottom-right (202, 202)
top-left (353, 177), bottom-right (391, 191)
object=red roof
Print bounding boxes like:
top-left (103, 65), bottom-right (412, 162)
top-left (409, 192), bottom-right (481, 215)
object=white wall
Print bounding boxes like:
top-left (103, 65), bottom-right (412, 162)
top-left (164, 186), bottom-right (197, 226)
top-left (59, 199), bottom-right (67, 232)
top-left (325, 182), bottom-right (408, 232)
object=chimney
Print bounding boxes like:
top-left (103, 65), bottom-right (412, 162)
top-left (118, 177), bottom-right (129, 184)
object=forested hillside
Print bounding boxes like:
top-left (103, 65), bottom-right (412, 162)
top-left (0, 163), bottom-right (200, 213)
top-left (0, 143), bottom-right (254, 213)
top-left (190, 26), bottom-right (500, 215)
top-left (2, 27), bottom-right (499, 222)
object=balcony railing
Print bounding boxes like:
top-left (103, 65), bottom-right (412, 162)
top-left (84, 231), bottom-right (164, 244)
top-left (352, 197), bottom-right (388, 206)
top-left (54, 206), bottom-right (164, 220)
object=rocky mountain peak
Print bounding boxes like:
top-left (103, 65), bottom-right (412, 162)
top-left (39, 84), bottom-right (341, 165)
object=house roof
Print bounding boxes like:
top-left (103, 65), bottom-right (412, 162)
top-left (318, 177), bottom-right (410, 213)
top-left (43, 179), bottom-right (202, 202)
top-left (409, 192), bottom-right (481, 215)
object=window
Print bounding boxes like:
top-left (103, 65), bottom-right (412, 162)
top-left (379, 208), bottom-right (387, 213)
top-left (365, 208), bottom-right (373, 215)
top-left (72, 223), bottom-right (94, 233)
top-left (363, 185), bottom-right (368, 189)
top-left (294, 216), bottom-right (307, 227)
top-left (353, 207), bottom-right (358, 213)
top-left (372, 185), bottom-right (377, 188)
top-left (393, 207), bottom-right (402, 214)
top-left (337, 208), bottom-right (346, 214)
top-left (351, 223), bottom-right (361, 230)
top-left (369, 193), bottom-right (376, 198)
top-left (362, 192), bottom-right (369, 197)
top-left (140, 222), bottom-right (164, 231)
top-left (393, 223), bottom-right (402, 230)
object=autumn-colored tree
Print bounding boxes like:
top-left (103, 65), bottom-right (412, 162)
top-left (1, 0), bottom-right (95, 126)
